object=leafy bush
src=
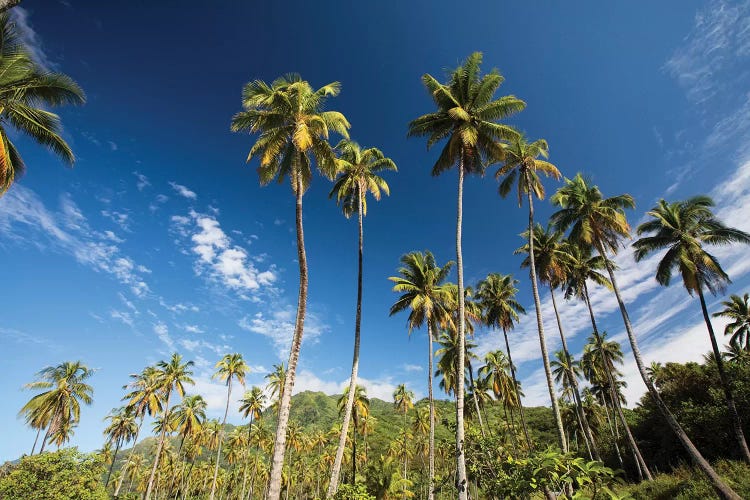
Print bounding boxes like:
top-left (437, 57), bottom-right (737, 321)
top-left (334, 483), bottom-right (376, 500)
top-left (621, 460), bottom-right (750, 499)
top-left (0, 448), bottom-right (108, 500)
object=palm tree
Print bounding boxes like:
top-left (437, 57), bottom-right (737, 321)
top-left (326, 139), bottom-right (396, 497)
top-left (231, 73), bottom-right (350, 500)
top-left (478, 350), bottom-right (522, 447)
top-left (495, 135), bottom-right (566, 456)
top-left (388, 250), bottom-right (453, 500)
top-left (551, 174), bottom-right (738, 498)
top-left (634, 196), bottom-right (750, 462)
top-left (144, 353), bottom-right (195, 500)
top-left (646, 362), bottom-right (664, 387)
top-left (209, 353), bottom-right (249, 500)
top-left (19, 361), bottom-right (94, 454)
top-left (116, 366), bottom-right (163, 498)
top-left (408, 52), bottom-right (524, 497)
top-left (0, 14), bottom-right (85, 197)
top-left (170, 394), bottom-right (207, 497)
top-left (103, 406), bottom-right (138, 489)
top-left (475, 273), bottom-right (532, 448)
top-left (265, 363), bottom-right (287, 417)
top-left (715, 293), bottom-right (750, 351)
top-left (239, 386), bottom-right (266, 500)
top-left (336, 384), bottom-right (370, 483)
top-left (516, 224), bottom-right (600, 459)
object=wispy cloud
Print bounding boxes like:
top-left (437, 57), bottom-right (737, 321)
top-left (133, 171), bottom-right (150, 191)
top-left (169, 182), bottom-right (197, 200)
top-left (10, 8), bottom-right (54, 71)
top-left (238, 305), bottom-right (328, 359)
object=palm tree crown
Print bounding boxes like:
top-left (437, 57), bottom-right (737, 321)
top-left (714, 293), bottom-right (750, 351)
top-left (496, 135), bottom-right (561, 206)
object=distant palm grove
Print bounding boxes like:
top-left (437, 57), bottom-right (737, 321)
top-left (4, 10), bottom-right (750, 500)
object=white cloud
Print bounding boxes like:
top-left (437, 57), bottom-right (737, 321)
top-left (101, 209), bottom-right (131, 232)
top-left (133, 171), bottom-right (150, 191)
top-left (291, 370), bottom-right (405, 402)
top-left (153, 321), bottom-right (174, 351)
top-left (238, 306), bottom-right (327, 359)
top-left (9, 8), bottom-right (53, 71)
top-left (0, 186), bottom-right (150, 298)
top-left (110, 310), bottom-right (134, 327)
top-left (171, 210), bottom-right (277, 295)
top-left (183, 324), bottom-right (204, 334)
top-left (169, 181), bottom-right (197, 200)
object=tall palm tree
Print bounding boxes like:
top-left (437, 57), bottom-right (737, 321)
top-left (209, 353), bottom-right (249, 500)
top-left (231, 73), bottom-right (350, 500)
top-left (516, 224), bottom-right (600, 459)
top-left (495, 135), bottom-right (565, 455)
top-left (239, 386), bottom-right (266, 500)
top-left (170, 394), bottom-right (207, 497)
top-left (0, 13), bottom-right (85, 197)
top-left (103, 406), bottom-right (138, 489)
top-left (634, 196), bottom-right (750, 462)
top-left (116, 366), bottom-right (163, 498)
top-left (326, 139), bottom-right (396, 497)
top-left (336, 384), bottom-right (370, 483)
top-left (715, 293), bottom-right (750, 351)
top-left (144, 353), bottom-right (195, 500)
top-left (408, 52), bottom-right (524, 498)
top-left (265, 363), bottom-right (286, 417)
top-left (551, 174), bottom-right (737, 498)
top-left (478, 350), bottom-right (521, 446)
top-left (475, 273), bottom-right (532, 447)
top-left (388, 250), bottom-right (453, 500)
top-left (393, 384), bottom-right (414, 493)
top-left (19, 360), bottom-right (94, 454)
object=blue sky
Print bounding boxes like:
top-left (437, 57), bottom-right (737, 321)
top-left (2, 0), bottom-right (750, 461)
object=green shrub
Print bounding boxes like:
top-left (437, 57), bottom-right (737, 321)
top-left (334, 483), bottom-right (376, 500)
top-left (622, 460), bottom-right (750, 500)
top-left (0, 448), bottom-right (108, 500)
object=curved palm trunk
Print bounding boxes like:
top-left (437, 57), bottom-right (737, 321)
top-left (210, 379), bottom-right (233, 500)
top-left (30, 426), bottom-right (42, 455)
top-left (466, 360), bottom-right (486, 437)
top-left (454, 156), bottom-right (468, 499)
top-left (266, 172), bottom-right (309, 500)
top-left (697, 287), bottom-right (750, 462)
top-left (502, 328), bottom-right (532, 448)
top-left (106, 437), bottom-right (123, 489)
top-left (596, 239), bottom-right (738, 499)
top-left (145, 391), bottom-right (172, 500)
top-left (327, 188), bottom-right (365, 497)
top-left (582, 282), bottom-right (650, 478)
top-left (427, 322), bottom-right (435, 500)
top-left (525, 182), bottom-right (567, 454)
top-left (352, 412), bottom-right (358, 481)
top-left (549, 287), bottom-right (600, 460)
top-left (115, 417), bottom-right (143, 498)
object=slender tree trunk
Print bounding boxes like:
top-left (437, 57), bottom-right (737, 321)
top-left (525, 182), bottom-right (567, 453)
top-left (467, 360), bottom-right (486, 437)
top-left (549, 287), bottom-right (600, 460)
top-left (240, 416), bottom-right (254, 500)
top-left (454, 155), bottom-right (468, 499)
top-left (596, 238), bottom-right (738, 499)
top-left (106, 438), bottom-right (123, 488)
top-left (352, 412), bottom-right (358, 481)
top-left (145, 391), bottom-right (172, 500)
top-left (210, 379), bottom-right (233, 500)
top-left (30, 426), bottom-right (42, 455)
top-left (502, 328), bottom-right (532, 449)
top-left (427, 322), bottom-right (435, 500)
top-left (39, 420), bottom-right (53, 454)
top-left (698, 286), bottom-right (750, 462)
top-left (266, 172), bottom-right (309, 500)
top-left (327, 188), bottom-right (365, 497)
top-left (115, 418), bottom-right (143, 498)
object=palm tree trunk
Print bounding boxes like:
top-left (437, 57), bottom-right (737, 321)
top-left (454, 152), bottom-right (468, 500)
top-left (352, 412), bottom-right (358, 481)
top-left (549, 287), bottom-right (600, 460)
top-left (145, 391), bottom-right (172, 500)
top-left (211, 379), bottom-right (233, 500)
top-left (697, 286), bottom-right (750, 462)
top-left (266, 171), bottom-right (309, 500)
top-left (106, 437), bottom-right (123, 488)
top-left (327, 187), bottom-right (365, 498)
top-left (427, 322), bottom-right (435, 500)
top-left (525, 181), bottom-right (567, 454)
top-left (30, 426), bottom-right (42, 455)
top-left (502, 328), bottom-right (532, 449)
top-left (240, 416), bottom-right (254, 500)
top-left (467, 360), bottom-right (486, 437)
top-left (115, 417), bottom-right (143, 498)
top-left (595, 238), bottom-right (738, 499)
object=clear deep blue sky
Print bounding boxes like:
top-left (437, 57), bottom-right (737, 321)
top-left (2, 0), bottom-right (750, 460)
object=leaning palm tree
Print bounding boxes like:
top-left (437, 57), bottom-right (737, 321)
top-left (475, 273), bottom-right (531, 447)
top-left (478, 350), bottom-right (523, 447)
top-left (388, 250), bottom-right (453, 500)
top-left (634, 196), bottom-right (750, 462)
top-left (408, 52), bottom-right (524, 498)
top-left (336, 384), bottom-right (370, 483)
top-left (715, 293), bottom-right (750, 351)
top-left (19, 360), bottom-right (94, 454)
top-left (231, 74), bottom-right (349, 500)
top-left (144, 353), bottom-right (195, 500)
top-left (495, 135), bottom-right (566, 455)
top-left (326, 139), bottom-right (396, 497)
top-left (171, 395), bottom-right (207, 497)
top-left (516, 224), bottom-right (600, 459)
top-left (103, 406), bottom-right (138, 489)
top-left (0, 13), bottom-right (85, 196)
top-left (551, 174), bottom-right (738, 499)
top-left (209, 353), bottom-right (249, 500)
top-left (239, 386), bottom-right (266, 500)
